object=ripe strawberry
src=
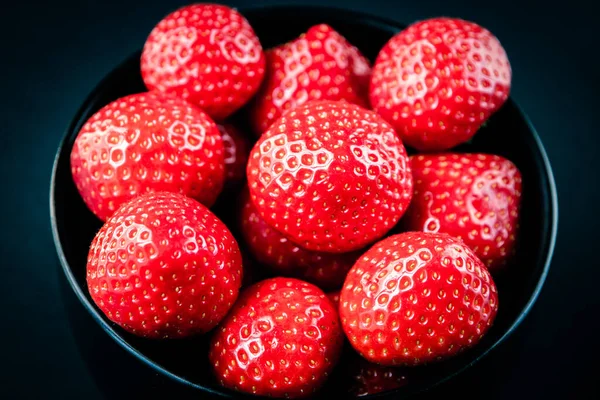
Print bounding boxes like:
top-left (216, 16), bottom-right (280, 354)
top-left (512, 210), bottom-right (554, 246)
top-left (70, 91), bottom-right (224, 221)
top-left (247, 100), bottom-right (413, 253)
top-left (141, 4), bottom-right (266, 121)
top-left (217, 123), bottom-right (250, 188)
top-left (339, 231), bottom-right (498, 366)
top-left (249, 24), bottom-right (371, 136)
top-left (86, 191), bottom-right (243, 339)
top-left (401, 153), bottom-right (522, 273)
top-left (348, 360), bottom-right (409, 396)
top-left (239, 188), bottom-right (360, 290)
top-left (326, 291), bottom-right (341, 309)
top-left (209, 277), bottom-right (344, 398)
top-left (370, 17), bottom-right (512, 151)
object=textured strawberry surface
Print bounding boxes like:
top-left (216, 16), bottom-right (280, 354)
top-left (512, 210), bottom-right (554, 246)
top-left (86, 192), bottom-right (243, 339)
top-left (340, 232), bottom-right (498, 366)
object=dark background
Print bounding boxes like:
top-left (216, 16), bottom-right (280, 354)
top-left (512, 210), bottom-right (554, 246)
top-left (1, 0), bottom-right (598, 398)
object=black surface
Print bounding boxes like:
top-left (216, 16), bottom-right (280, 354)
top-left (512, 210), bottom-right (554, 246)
top-left (1, 0), bottom-right (598, 399)
top-left (50, 7), bottom-right (556, 399)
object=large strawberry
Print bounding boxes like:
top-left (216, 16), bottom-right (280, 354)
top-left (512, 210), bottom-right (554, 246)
top-left (217, 122), bottom-right (250, 188)
top-left (141, 4), bottom-right (265, 121)
top-left (370, 17), bottom-right (512, 152)
top-left (249, 24), bottom-right (371, 136)
top-left (247, 100), bottom-right (413, 253)
top-left (86, 191), bottom-right (243, 339)
top-left (70, 91), bottom-right (224, 221)
top-left (239, 188), bottom-right (360, 290)
top-left (339, 232), bottom-right (498, 366)
top-left (209, 277), bottom-right (344, 398)
top-left (401, 153), bottom-right (522, 273)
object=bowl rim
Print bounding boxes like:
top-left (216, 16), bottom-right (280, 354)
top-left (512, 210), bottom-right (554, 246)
top-left (49, 4), bottom-right (559, 398)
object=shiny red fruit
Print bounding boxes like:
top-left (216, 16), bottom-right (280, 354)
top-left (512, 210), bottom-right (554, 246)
top-left (370, 17), bottom-right (511, 151)
top-left (86, 192), bottom-right (243, 339)
top-left (217, 123), bottom-right (250, 188)
top-left (340, 231), bottom-right (498, 366)
top-left (70, 92), bottom-right (225, 221)
top-left (141, 4), bottom-right (266, 121)
top-left (239, 188), bottom-right (360, 290)
top-left (249, 24), bottom-right (371, 136)
top-left (401, 153), bottom-right (522, 273)
top-left (247, 100), bottom-right (414, 253)
top-left (209, 277), bottom-right (344, 398)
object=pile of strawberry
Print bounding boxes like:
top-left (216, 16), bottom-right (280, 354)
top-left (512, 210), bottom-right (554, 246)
top-left (70, 3), bottom-right (521, 398)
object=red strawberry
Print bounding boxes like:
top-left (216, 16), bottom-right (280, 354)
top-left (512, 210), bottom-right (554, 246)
top-left (239, 188), bottom-right (360, 290)
top-left (141, 4), bottom-right (266, 121)
top-left (209, 277), bottom-right (344, 398)
top-left (217, 123), bottom-right (250, 188)
top-left (401, 153), bottom-right (522, 273)
top-left (247, 100), bottom-right (413, 253)
top-left (326, 291), bottom-right (341, 309)
top-left (249, 24), bottom-right (371, 135)
top-left (339, 231), bottom-right (498, 366)
top-left (348, 361), bottom-right (409, 396)
top-left (70, 92), bottom-right (224, 221)
top-left (370, 17), bottom-right (511, 151)
top-left (86, 191), bottom-right (243, 339)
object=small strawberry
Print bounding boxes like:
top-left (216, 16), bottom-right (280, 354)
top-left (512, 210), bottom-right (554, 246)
top-left (239, 188), bottom-right (360, 290)
top-left (401, 153), bottom-right (522, 273)
top-left (217, 123), bottom-right (250, 188)
top-left (86, 191), bottom-right (243, 339)
top-left (348, 360), bottom-right (409, 396)
top-left (247, 100), bottom-right (413, 253)
top-left (70, 92), bottom-right (224, 221)
top-left (326, 291), bottom-right (341, 309)
top-left (340, 231), bottom-right (498, 366)
top-left (370, 17), bottom-right (511, 151)
top-left (249, 24), bottom-right (371, 136)
top-left (209, 277), bottom-right (344, 398)
top-left (141, 4), bottom-right (266, 121)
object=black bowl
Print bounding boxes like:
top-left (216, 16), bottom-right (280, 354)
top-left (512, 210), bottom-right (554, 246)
top-left (50, 5), bottom-right (558, 399)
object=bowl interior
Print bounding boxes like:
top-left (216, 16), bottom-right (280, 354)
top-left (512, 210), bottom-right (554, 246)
top-left (51, 6), bottom-right (556, 399)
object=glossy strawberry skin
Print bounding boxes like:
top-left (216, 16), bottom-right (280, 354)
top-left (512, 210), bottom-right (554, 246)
top-left (209, 277), bottom-right (344, 398)
top-left (401, 153), bottom-right (522, 273)
top-left (86, 192), bottom-right (243, 339)
top-left (340, 232), bottom-right (498, 366)
top-left (70, 91), bottom-right (225, 221)
top-left (217, 123), bottom-right (250, 188)
top-left (370, 17), bottom-right (512, 151)
top-left (247, 100), bottom-right (414, 253)
top-left (249, 24), bottom-right (371, 136)
top-left (141, 4), bottom-right (265, 121)
top-left (239, 188), bottom-right (360, 290)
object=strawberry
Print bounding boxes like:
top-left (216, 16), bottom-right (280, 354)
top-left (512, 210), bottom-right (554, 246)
top-left (70, 91), bottom-right (225, 221)
top-left (217, 122), bottom-right (250, 188)
top-left (401, 153), bottom-right (522, 273)
top-left (247, 100), bottom-right (413, 253)
top-left (86, 191), bottom-right (243, 339)
top-left (239, 188), bottom-right (360, 290)
top-left (326, 291), bottom-right (341, 309)
top-left (209, 277), bottom-right (344, 398)
top-left (339, 231), bottom-right (498, 366)
top-left (141, 4), bottom-right (266, 121)
top-left (249, 24), bottom-right (371, 136)
top-left (348, 360), bottom-right (409, 396)
top-left (370, 17), bottom-right (512, 151)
